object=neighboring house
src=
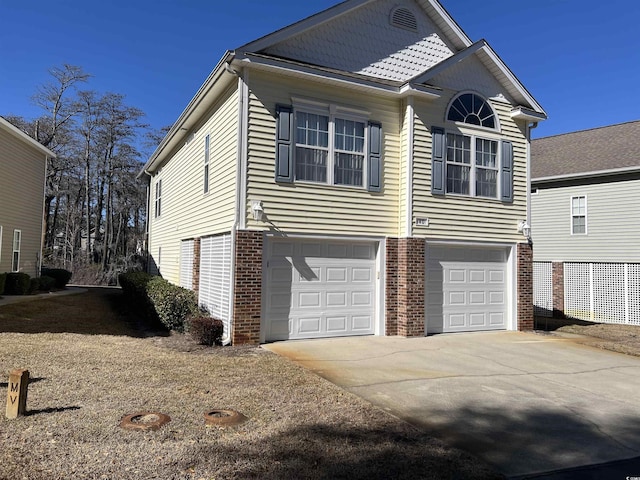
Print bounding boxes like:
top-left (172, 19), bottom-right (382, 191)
top-left (531, 121), bottom-right (640, 324)
top-left (0, 116), bottom-right (55, 277)
top-left (140, 0), bottom-right (546, 344)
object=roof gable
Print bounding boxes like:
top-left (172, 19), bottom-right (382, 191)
top-left (257, 0), bottom-right (455, 82)
top-left (532, 120), bottom-right (640, 180)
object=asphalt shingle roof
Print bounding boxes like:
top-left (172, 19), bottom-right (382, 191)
top-left (531, 120), bottom-right (640, 180)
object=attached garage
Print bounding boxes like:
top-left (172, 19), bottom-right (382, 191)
top-left (426, 244), bottom-right (512, 334)
top-left (263, 237), bottom-right (379, 342)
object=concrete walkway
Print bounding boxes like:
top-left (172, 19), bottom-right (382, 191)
top-left (0, 286), bottom-right (87, 307)
top-left (264, 332), bottom-right (640, 478)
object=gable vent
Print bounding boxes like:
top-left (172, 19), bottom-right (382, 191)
top-left (390, 7), bottom-right (418, 32)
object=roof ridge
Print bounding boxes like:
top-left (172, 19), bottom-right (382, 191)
top-left (534, 119), bottom-right (640, 141)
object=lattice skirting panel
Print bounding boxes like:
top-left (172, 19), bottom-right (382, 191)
top-left (565, 262), bottom-right (640, 325)
top-left (533, 262), bottom-right (553, 317)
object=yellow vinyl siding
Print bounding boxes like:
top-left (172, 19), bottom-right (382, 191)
top-left (148, 85), bottom-right (238, 284)
top-left (245, 70), bottom-right (401, 236)
top-left (398, 99), bottom-right (410, 237)
top-left (0, 127), bottom-right (46, 276)
top-left (412, 92), bottom-right (528, 242)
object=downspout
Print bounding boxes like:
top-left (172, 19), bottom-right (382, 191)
top-left (225, 64), bottom-right (248, 346)
top-left (526, 122), bottom-right (538, 233)
top-left (406, 96), bottom-right (415, 238)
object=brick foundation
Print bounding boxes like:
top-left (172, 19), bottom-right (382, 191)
top-left (517, 242), bottom-right (534, 330)
top-left (396, 238), bottom-right (425, 337)
top-left (552, 262), bottom-right (565, 318)
top-left (232, 230), bottom-right (263, 345)
top-left (385, 238), bottom-right (399, 336)
top-left (192, 238), bottom-right (201, 293)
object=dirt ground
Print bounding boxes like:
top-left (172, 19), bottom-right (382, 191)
top-left (0, 288), bottom-right (502, 480)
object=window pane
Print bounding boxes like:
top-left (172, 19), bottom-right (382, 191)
top-left (295, 147), bottom-right (327, 182)
top-left (334, 153), bottom-right (364, 186)
top-left (476, 168), bottom-right (497, 198)
top-left (476, 138), bottom-right (497, 168)
top-left (335, 118), bottom-right (365, 154)
top-left (446, 133), bottom-right (471, 165)
top-left (572, 216), bottom-right (586, 234)
top-left (296, 112), bottom-right (329, 147)
top-left (446, 164), bottom-right (470, 194)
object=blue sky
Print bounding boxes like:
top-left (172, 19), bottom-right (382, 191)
top-left (1, 0), bottom-right (638, 142)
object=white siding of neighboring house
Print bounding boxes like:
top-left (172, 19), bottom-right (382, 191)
top-left (148, 84), bottom-right (239, 285)
top-left (0, 123), bottom-right (48, 277)
top-left (531, 178), bottom-right (640, 262)
top-left (411, 91), bottom-right (529, 243)
top-left (244, 69), bottom-right (401, 236)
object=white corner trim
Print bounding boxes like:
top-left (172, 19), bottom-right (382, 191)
top-left (406, 98), bottom-right (415, 237)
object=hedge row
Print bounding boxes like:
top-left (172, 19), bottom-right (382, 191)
top-left (0, 269), bottom-right (70, 296)
top-left (118, 272), bottom-right (199, 333)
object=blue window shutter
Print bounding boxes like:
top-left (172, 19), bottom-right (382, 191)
top-left (275, 105), bottom-right (293, 183)
top-left (368, 121), bottom-right (382, 192)
top-left (431, 126), bottom-right (445, 194)
top-left (501, 140), bottom-right (513, 202)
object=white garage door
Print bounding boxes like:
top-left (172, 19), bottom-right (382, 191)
top-left (426, 245), bottom-right (508, 334)
top-left (265, 238), bottom-right (377, 342)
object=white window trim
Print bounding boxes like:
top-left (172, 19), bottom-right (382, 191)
top-left (570, 195), bottom-right (587, 235)
top-left (292, 99), bottom-right (370, 189)
top-left (154, 178), bottom-right (162, 218)
top-left (12, 229), bottom-right (21, 272)
top-left (444, 129), bottom-right (502, 200)
top-left (204, 134), bottom-right (210, 194)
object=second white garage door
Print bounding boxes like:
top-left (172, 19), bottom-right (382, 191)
top-left (426, 245), bottom-right (509, 334)
top-left (264, 238), bottom-right (377, 342)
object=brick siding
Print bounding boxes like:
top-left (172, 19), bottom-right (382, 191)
top-left (385, 238), bottom-right (399, 335)
top-left (192, 237), bottom-right (201, 293)
top-left (552, 262), bottom-right (565, 318)
top-left (517, 242), bottom-right (534, 330)
top-left (232, 230), bottom-right (263, 345)
top-left (397, 238), bottom-right (425, 337)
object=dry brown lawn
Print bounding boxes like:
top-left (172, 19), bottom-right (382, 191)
top-left (0, 288), bottom-right (502, 480)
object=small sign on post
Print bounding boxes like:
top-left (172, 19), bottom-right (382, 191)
top-left (6, 369), bottom-right (29, 419)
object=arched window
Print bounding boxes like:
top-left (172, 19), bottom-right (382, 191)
top-left (447, 93), bottom-right (496, 129)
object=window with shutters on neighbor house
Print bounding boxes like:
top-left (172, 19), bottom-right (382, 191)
top-left (275, 102), bottom-right (382, 192)
top-left (431, 92), bottom-right (513, 202)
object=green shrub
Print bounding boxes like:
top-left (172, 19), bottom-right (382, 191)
top-left (118, 271), bottom-right (154, 298)
top-left (40, 268), bottom-right (72, 289)
top-left (146, 277), bottom-right (198, 332)
top-left (187, 316), bottom-right (224, 346)
top-left (0, 273), bottom-right (6, 295)
top-left (29, 277), bottom-right (40, 294)
top-left (38, 275), bottom-right (56, 291)
top-left (5, 272), bottom-right (31, 295)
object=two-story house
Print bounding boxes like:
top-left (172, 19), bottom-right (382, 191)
top-left (531, 121), bottom-right (640, 324)
top-left (0, 116), bottom-right (55, 278)
top-left (140, 0), bottom-right (546, 344)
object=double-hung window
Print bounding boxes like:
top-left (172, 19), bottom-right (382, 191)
top-left (204, 134), bottom-right (210, 194)
top-left (571, 196), bottom-right (587, 234)
top-left (12, 229), bottom-right (21, 272)
top-left (154, 179), bottom-right (162, 218)
top-left (432, 92), bottom-right (512, 202)
top-left (294, 106), bottom-right (367, 187)
top-left (276, 102), bottom-right (382, 192)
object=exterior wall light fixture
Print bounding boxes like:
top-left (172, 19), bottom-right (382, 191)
top-left (252, 200), bottom-right (264, 222)
top-left (518, 220), bottom-right (531, 239)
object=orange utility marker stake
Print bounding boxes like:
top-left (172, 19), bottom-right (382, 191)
top-left (5, 369), bottom-right (29, 419)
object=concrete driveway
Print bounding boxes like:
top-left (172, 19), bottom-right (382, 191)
top-left (264, 331), bottom-right (640, 478)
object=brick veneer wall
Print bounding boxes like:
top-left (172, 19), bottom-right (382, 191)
top-left (552, 262), bottom-right (565, 318)
top-left (397, 238), bottom-right (425, 337)
top-left (385, 238), bottom-right (399, 336)
top-left (192, 237), bottom-right (201, 293)
top-left (517, 242), bottom-right (534, 330)
top-left (232, 230), bottom-right (263, 345)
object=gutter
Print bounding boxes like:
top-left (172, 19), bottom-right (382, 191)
top-left (532, 165), bottom-right (640, 184)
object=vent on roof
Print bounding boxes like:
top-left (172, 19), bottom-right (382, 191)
top-left (390, 7), bottom-right (418, 32)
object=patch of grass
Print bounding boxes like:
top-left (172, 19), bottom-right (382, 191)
top-left (0, 289), bottom-right (501, 479)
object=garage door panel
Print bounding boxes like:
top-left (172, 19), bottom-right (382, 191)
top-left (427, 246), bottom-right (509, 334)
top-left (265, 239), bottom-right (377, 341)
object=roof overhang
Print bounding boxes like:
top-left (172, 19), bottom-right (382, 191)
top-left (232, 53), bottom-right (442, 100)
top-left (532, 165), bottom-right (640, 185)
top-left (0, 116), bottom-right (56, 158)
top-left (138, 51), bottom-right (236, 178)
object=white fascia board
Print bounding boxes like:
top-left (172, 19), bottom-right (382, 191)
top-left (237, 0), bottom-right (375, 53)
top-left (139, 51), bottom-right (236, 178)
top-left (233, 55), bottom-right (441, 100)
top-left (511, 106), bottom-right (547, 122)
top-left (409, 39), bottom-right (485, 85)
top-left (533, 166), bottom-right (640, 184)
top-left (0, 117), bottom-right (56, 158)
top-left (421, 0), bottom-right (472, 50)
